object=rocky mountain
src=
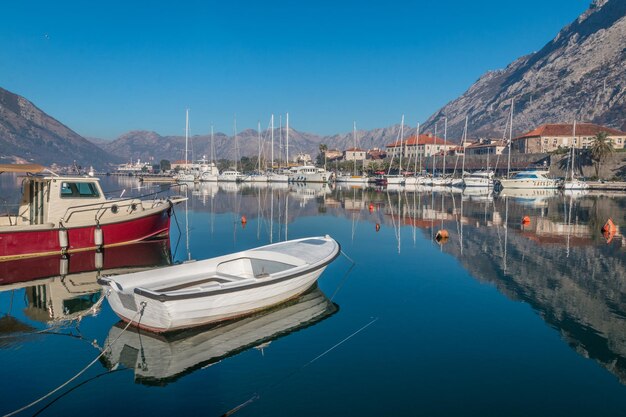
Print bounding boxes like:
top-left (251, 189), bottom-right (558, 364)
top-left (99, 124), bottom-right (416, 163)
top-left (422, 0), bottom-right (626, 140)
top-left (0, 87), bottom-right (120, 169)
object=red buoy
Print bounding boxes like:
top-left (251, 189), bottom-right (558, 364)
top-left (369, 203), bottom-right (374, 212)
top-left (375, 223), bottom-right (380, 232)
top-left (522, 216), bottom-right (531, 225)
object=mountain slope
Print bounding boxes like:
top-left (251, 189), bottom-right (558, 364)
top-left (0, 87), bottom-right (120, 168)
top-left (422, 0), bottom-right (626, 140)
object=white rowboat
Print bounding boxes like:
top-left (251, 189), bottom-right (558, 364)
top-left (99, 236), bottom-right (340, 333)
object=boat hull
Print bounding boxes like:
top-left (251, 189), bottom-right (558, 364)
top-left (110, 266), bottom-right (328, 333)
top-left (102, 236), bottom-right (340, 333)
top-left (498, 179), bottom-right (560, 189)
top-left (0, 206), bottom-right (172, 261)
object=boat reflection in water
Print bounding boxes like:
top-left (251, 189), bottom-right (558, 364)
top-left (101, 286), bottom-right (338, 386)
top-left (0, 239), bottom-right (172, 323)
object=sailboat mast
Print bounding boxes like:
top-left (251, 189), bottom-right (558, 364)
top-left (433, 122), bottom-right (437, 176)
top-left (507, 98), bottom-right (514, 178)
top-left (234, 116), bottom-right (238, 172)
top-left (399, 115), bottom-right (404, 172)
top-left (416, 122), bottom-right (421, 174)
top-left (443, 117), bottom-right (447, 176)
top-left (462, 116), bottom-right (468, 175)
top-left (286, 113), bottom-right (289, 167)
top-left (353, 121), bottom-right (357, 175)
top-left (210, 125), bottom-right (215, 165)
top-left (571, 120), bottom-right (577, 181)
top-left (279, 115), bottom-right (283, 167)
top-left (258, 121), bottom-right (262, 172)
top-left (271, 114), bottom-right (274, 170)
top-left (185, 109), bottom-right (189, 169)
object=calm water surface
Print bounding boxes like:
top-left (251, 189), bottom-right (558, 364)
top-left (1, 175), bottom-right (626, 416)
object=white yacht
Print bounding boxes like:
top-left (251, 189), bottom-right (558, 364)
top-left (267, 171), bottom-right (290, 182)
top-left (218, 170), bottom-right (244, 182)
top-left (288, 165), bottom-right (330, 183)
top-left (497, 170), bottom-right (560, 189)
top-left (463, 170), bottom-right (495, 188)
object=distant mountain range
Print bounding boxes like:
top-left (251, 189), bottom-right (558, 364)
top-left (1, 0), bottom-right (625, 167)
top-left (0, 87), bottom-right (120, 168)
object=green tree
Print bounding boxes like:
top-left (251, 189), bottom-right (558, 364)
top-left (318, 144), bottom-right (328, 170)
top-left (160, 159), bottom-right (171, 172)
top-left (590, 131), bottom-right (614, 178)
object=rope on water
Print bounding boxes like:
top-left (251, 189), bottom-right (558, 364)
top-left (3, 303), bottom-right (146, 417)
top-left (330, 250), bottom-right (356, 302)
top-left (220, 316), bottom-right (379, 416)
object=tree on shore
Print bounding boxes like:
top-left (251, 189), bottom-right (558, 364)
top-left (318, 144), bottom-right (328, 169)
top-left (590, 131), bottom-right (613, 178)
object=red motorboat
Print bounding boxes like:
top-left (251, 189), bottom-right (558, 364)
top-left (0, 164), bottom-right (185, 261)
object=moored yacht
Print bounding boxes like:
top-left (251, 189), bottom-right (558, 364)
top-left (463, 170), bottom-right (495, 188)
top-left (288, 165), bottom-right (330, 183)
top-left (218, 170), bottom-right (244, 182)
top-left (497, 170), bottom-right (561, 189)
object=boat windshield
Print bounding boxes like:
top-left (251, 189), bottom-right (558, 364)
top-left (513, 173), bottom-right (540, 179)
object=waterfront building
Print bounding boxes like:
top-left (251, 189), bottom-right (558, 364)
top-left (385, 133), bottom-right (457, 159)
top-left (465, 140), bottom-right (507, 156)
top-left (343, 148), bottom-right (367, 161)
top-left (512, 123), bottom-right (626, 153)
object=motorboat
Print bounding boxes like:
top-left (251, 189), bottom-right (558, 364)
top-left (497, 170), bottom-right (561, 189)
top-left (0, 164), bottom-right (185, 261)
top-left (288, 165), bottom-right (330, 183)
top-left (267, 171), bottom-right (290, 183)
top-left (99, 235), bottom-right (340, 332)
top-left (242, 173), bottom-right (269, 183)
top-left (0, 240), bottom-right (172, 323)
top-left (562, 179), bottom-right (590, 191)
top-left (335, 174), bottom-right (369, 184)
top-left (101, 287), bottom-right (338, 385)
top-left (218, 170), bottom-right (244, 182)
top-left (463, 170), bottom-right (495, 188)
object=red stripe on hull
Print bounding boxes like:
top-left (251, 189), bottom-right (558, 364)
top-left (0, 208), bottom-right (172, 260)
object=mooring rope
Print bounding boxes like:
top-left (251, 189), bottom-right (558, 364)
top-left (3, 303), bottom-right (146, 417)
top-left (220, 316), bottom-right (379, 416)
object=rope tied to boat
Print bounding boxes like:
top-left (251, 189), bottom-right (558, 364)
top-left (3, 303), bottom-right (146, 417)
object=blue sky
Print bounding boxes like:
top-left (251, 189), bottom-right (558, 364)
top-left (1, 0), bottom-right (590, 139)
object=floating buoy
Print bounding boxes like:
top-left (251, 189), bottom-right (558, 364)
top-left (522, 215), bottom-right (531, 225)
top-left (602, 218), bottom-right (617, 244)
top-left (375, 223), bottom-right (380, 232)
top-left (435, 229), bottom-right (449, 243)
top-left (241, 215), bottom-right (247, 224)
top-left (369, 203), bottom-right (374, 212)
top-left (601, 218), bottom-right (617, 234)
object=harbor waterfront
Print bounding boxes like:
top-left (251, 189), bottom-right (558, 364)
top-left (2, 174), bottom-right (626, 416)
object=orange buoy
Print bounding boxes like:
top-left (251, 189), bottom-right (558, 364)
top-left (602, 218), bottom-right (617, 244)
top-left (369, 203), bottom-right (374, 212)
top-left (601, 218), bottom-right (617, 234)
top-left (241, 215), bottom-right (247, 225)
top-left (435, 229), bottom-right (449, 243)
top-left (522, 215), bottom-right (531, 225)
top-left (375, 223), bottom-right (381, 232)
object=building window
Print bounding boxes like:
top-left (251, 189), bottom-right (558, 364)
top-left (574, 138), bottom-right (577, 144)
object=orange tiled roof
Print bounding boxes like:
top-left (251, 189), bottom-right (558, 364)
top-left (386, 134), bottom-right (448, 147)
top-left (514, 123), bottom-right (626, 140)
top-left (345, 148), bottom-right (365, 152)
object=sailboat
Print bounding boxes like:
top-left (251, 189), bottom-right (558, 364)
top-left (175, 110), bottom-right (197, 183)
top-left (244, 121), bottom-right (269, 182)
top-left (200, 125), bottom-right (220, 182)
top-left (462, 117), bottom-right (495, 188)
top-left (562, 120), bottom-right (589, 191)
top-left (378, 115), bottom-right (406, 186)
top-left (218, 117), bottom-right (244, 182)
top-left (267, 114), bottom-right (289, 182)
top-left (335, 122), bottom-right (369, 184)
